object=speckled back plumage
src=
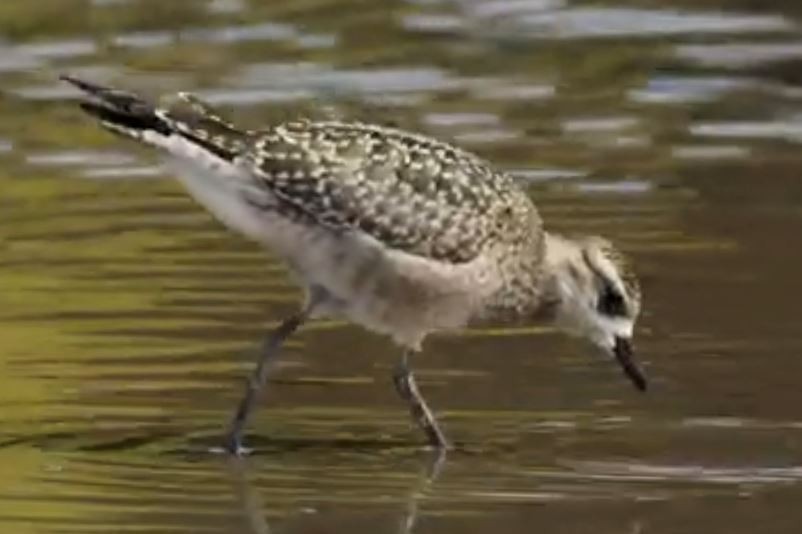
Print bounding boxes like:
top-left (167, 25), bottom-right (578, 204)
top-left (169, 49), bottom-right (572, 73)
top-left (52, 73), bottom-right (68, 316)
top-left (151, 89), bottom-right (543, 266)
top-left (237, 120), bottom-right (540, 264)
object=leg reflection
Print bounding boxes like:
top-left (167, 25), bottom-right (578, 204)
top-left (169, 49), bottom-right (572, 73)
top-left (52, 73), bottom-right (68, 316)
top-left (224, 448), bottom-right (448, 534)
top-left (227, 457), bottom-right (271, 534)
top-left (398, 449), bottom-right (447, 534)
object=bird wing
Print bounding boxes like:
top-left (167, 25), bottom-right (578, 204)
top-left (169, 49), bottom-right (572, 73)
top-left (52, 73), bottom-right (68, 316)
top-left (237, 120), bottom-right (537, 263)
top-left (60, 75), bottom-right (537, 264)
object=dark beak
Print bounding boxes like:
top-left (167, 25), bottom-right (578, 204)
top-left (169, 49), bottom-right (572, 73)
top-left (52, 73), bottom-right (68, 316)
top-left (613, 336), bottom-right (647, 392)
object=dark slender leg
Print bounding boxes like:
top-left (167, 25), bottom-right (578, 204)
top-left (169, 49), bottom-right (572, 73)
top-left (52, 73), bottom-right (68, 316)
top-left (223, 308), bottom-right (311, 455)
top-left (392, 351), bottom-right (450, 450)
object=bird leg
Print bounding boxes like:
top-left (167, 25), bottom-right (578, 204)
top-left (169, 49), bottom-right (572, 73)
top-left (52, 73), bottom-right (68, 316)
top-left (223, 303), bottom-right (315, 455)
top-left (392, 351), bottom-right (450, 450)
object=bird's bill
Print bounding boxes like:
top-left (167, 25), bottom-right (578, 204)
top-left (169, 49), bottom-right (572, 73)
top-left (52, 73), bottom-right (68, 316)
top-left (612, 336), bottom-right (647, 392)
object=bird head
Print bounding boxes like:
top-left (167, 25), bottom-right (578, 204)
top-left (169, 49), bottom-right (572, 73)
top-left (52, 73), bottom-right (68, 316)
top-left (544, 235), bottom-right (647, 391)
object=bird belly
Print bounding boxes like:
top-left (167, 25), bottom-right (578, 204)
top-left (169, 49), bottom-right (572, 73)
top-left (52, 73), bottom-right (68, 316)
top-left (281, 229), bottom-right (503, 348)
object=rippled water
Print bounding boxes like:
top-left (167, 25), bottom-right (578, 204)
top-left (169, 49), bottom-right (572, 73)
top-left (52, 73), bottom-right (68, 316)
top-left (1, 0), bottom-right (802, 532)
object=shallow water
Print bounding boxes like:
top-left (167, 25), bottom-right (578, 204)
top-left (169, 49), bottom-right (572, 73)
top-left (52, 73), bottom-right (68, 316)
top-left (1, 0), bottom-right (802, 532)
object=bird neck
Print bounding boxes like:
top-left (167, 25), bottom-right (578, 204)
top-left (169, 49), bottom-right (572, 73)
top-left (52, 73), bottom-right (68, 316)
top-left (543, 232), bottom-right (584, 272)
top-left (533, 232), bottom-right (586, 320)
top-left (480, 225), bottom-right (551, 321)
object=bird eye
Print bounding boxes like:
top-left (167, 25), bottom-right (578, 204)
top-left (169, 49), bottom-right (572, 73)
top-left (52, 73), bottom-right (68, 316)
top-left (597, 285), bottom-right (627, 317)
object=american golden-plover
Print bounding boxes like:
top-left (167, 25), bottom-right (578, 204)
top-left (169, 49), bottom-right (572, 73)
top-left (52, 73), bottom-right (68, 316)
top-left (62, 75), bottom-right (647, 454)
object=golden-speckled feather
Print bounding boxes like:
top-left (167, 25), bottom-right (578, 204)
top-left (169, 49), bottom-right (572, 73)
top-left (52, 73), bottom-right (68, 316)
top-left (238, 120), bottom-right (540, 263)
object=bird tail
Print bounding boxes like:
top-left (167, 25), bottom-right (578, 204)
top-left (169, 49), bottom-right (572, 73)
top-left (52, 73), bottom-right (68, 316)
top-left (61, 74), bottom-right (247, 162)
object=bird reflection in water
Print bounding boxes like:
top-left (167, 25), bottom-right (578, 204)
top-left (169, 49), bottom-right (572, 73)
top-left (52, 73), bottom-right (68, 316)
top-left (226, 450), bottom-right (447, 534)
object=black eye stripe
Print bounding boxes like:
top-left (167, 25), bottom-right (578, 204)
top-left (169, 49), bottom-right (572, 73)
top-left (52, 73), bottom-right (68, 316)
top-left (582, 248), bottom-right (629, 317)
top-left (598, 284), bottom-right (628, 317)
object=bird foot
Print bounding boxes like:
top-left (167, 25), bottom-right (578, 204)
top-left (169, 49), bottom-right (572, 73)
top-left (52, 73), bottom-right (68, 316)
top-left (207, 433), bottom-right (252, 456)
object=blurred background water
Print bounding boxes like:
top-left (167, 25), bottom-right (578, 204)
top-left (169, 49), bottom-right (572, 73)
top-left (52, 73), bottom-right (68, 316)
top-left (1, 0), bottom-right (802, 532)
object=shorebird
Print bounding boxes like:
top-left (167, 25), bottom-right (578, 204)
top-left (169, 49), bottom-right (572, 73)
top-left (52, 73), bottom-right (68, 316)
top-left (62, 75), bottom-right (647, 454)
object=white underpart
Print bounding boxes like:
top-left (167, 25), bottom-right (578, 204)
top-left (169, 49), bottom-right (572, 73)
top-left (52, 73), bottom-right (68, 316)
top-left (142, 130), bottom-right (504, 349)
